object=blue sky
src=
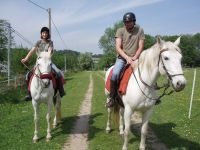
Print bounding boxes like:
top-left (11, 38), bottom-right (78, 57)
top-left (0, 0), bottom-right (199, 54)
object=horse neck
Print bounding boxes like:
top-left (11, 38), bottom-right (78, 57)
top-left (136, 45), bottom-right (161, 85)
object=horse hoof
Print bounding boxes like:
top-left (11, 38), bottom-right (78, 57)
top-left (46, 137), bottom-right (52, 142)
top-left (33, 138), bottom-right (39, 143)
top-left (106, 129), bottom-right (111, 134)
top-left (122, 147), bottom-right (127, 150)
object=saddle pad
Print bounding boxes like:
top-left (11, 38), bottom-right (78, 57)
top-left (105, 66), bottom-right (133, 95)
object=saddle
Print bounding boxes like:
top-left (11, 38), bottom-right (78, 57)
top-left (105, 65), bottom-right (133, 106)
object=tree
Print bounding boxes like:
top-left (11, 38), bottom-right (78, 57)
top-left (78, 52), bottom-right (94, 70)
top-left (0, 20), bottom-right (9, 62)
top-left (99, 21), bottom-right (123, 55)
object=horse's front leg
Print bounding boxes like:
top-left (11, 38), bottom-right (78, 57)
top-left (140, 107), bottom-right (154, 150)
top-left (46, 101), bottom-right (52, 142)
top-left (122, 105), bottom-right (132, 150)
top-left (32, 101), bottom-right (39, 143)
top-left (119, 107), bottom-right (124, 135)
top-left (106, 98), bottom-right (112, 133)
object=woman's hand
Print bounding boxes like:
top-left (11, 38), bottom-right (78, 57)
top-left (21, 57), bottom-right (28, 64)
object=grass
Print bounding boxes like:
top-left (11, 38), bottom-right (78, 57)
top-left (0, 71), bottom-right (90, 150)
top-left (150, 68), bottom-right (200, 150)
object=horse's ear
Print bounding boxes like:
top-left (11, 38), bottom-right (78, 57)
top-left (174, 36), bottom-right (181, 46)
top-left (156, 36), bottom-right (163, 46)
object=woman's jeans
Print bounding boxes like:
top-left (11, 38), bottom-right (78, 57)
top-left (111, 57), bottom-right (126, 81)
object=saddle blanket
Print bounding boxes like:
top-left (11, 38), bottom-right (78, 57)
top-left (105, 66), bottom-right (133, 95)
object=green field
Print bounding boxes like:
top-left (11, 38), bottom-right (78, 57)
top-left (0, 69), bottom-right (200, 150)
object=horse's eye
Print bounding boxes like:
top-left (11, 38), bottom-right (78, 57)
top-left (164, 57), bottom-right (169, 61)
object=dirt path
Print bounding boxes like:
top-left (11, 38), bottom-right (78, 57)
top-left (62, 74), bottom-right (93, 150)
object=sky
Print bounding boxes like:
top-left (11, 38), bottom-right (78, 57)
top-left (0, 0), bottom-right (200, 54)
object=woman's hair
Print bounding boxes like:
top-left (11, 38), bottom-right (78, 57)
top-left (40, 27), bottom-right (50, 39)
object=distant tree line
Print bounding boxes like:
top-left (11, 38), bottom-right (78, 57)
top-left (1, 19), bottom-right (199, 74)
top-left (97, 21), bottom-right (200, 69)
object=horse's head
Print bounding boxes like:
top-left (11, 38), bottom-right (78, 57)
top-left (157, 37), bottom-right (186, 92)
top-left (36, 51), bottom-right (52, 87)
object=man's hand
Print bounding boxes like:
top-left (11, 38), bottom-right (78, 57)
top-left (126, 56), bottom-right (134, 64)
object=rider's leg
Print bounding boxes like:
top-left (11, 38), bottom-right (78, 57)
top-left (52, 64), bottom-right (65, 97)
top-left (106, 57), bottom-right (126, 107)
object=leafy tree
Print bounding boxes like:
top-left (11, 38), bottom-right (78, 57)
top-left (144, 34), bottom-right (155, 49)
top-left (11, 48), bottom-right (36, 75)
top-left (99, 21), bottom-right (123, 55)
top-left (0, 20), bottom-right (9, 62)
top-left (78, 52), bottom-right (94, 70)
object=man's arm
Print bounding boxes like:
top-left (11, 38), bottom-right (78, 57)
top-left (132, 39), bottom-right (144, 60)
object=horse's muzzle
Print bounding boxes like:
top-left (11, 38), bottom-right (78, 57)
top-left (172, 77), bottom-right (186, 92)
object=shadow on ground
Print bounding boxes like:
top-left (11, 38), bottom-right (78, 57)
top-left (129, 122), bottom-right (200, 150)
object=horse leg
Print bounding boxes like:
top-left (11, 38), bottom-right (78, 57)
top-left (106, 98), bottom-right (112, 133)
top-left (32, 101), bottom-right (39, 143)
top-left (119, 107), bottom-right (124, 135)
top-left (46, 102), bottom-right (52, 142)
top-left (140, 108), bottom-right (154, 150)
top-left (53, 95), bottom-right (61, 128)
top-left (122, 105), bottom-right (132, 150)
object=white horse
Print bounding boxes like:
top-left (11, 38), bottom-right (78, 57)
top-left (105, 37), bottom-right (186, 150)
top-left (30, 51), bottom-right (62, 143)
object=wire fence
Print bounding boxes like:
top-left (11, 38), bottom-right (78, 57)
top-left (0, 74), bottom-right (26, 93)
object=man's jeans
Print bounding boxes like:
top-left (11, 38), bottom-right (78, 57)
top-left (111, 57), bottom-right (126, 81)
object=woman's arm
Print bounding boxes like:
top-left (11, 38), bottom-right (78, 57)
top-left (21, 47), bottom-right (36, 63)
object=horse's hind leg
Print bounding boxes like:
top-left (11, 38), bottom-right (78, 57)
top-left (53, 95), bottom-right (61, 128)
top-left (32, 101), bottom-right (39, 143)
top-left (119, 107), bottom-right (124, 135)
top-left (46, 102), bottom-right (52, 142)
top-left (106, 98), bottom-right (112, 133)
top-left (140, 108), bottom-right (154, 150)
top-left (122, 105), bottom-right (132, 150)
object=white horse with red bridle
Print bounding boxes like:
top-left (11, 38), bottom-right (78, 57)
top-left (105, 37), bottom-right (186, 150)
top-left (30, 51), bottom-right (61, 143)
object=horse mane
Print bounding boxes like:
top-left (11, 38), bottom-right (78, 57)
top-left (136, 43), bottom-right (161, 72)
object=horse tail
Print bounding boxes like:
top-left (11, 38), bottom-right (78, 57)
top-left (113, 102), bottom-right (120, 126)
